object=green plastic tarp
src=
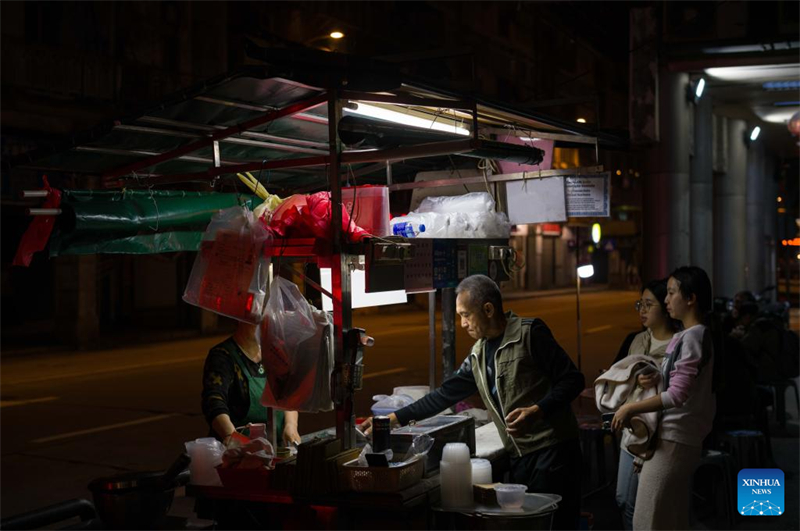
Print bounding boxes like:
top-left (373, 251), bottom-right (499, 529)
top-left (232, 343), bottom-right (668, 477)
top-left (49, 190), bottom-right (257, 256)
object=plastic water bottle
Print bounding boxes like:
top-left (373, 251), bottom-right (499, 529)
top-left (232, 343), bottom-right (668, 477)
top-left (392, 222), bottom-right (426, 238)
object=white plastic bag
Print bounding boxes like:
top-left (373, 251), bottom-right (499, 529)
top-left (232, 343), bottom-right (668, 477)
top-left (182, 205), bottom-right (271, 323)
top-left (371, 394), bottom-right (415, 416)
top-left (263, 277), bottom-right (316, 377)
top-left (261, 300), bottom-right (334, 413)
top-left (417, 192), bottom-right (496, 214)
top-left (185, 437), bottom-right (225, 486)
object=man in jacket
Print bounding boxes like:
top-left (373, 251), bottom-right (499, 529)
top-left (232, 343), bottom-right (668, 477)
top-left (362, 274), bottom-right (584, 529)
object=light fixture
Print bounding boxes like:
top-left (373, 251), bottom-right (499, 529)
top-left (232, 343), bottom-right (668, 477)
top-left (615, 170), bottom-right (622, 176)
top-left (576, 118), bottom-right (587, 124)
top-left (705, 64), bottom-right (800, 83)
top-left (320, 268), bottom-right (407, 311)
top-left (330, 31), bottom-right (345, 39)
top-left (754, 106), bottom-right (800, 124)
top-left (344, 102), bottom-right (470, 136)
top-left (695, 78), bottom-right (706, 99)
top-left (778, 196), bottom-right (783, 203)
top-left (591, 223), bottom-right (601, 244)
top-left (577, 264), bottom-right (595, 279)
top-left (750, 126), bottom-right (761, 141)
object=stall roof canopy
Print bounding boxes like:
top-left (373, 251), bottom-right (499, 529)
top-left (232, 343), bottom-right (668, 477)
top-left (12, 47), bottom-right (625, 193)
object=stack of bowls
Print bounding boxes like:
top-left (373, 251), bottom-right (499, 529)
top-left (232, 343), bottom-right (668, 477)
top-left (470, 458), bottom-right (493, 485)
top-left (440, 443), bottom-right (473, 509)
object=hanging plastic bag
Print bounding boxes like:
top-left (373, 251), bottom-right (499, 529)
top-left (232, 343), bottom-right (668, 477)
top-left (261, 300), bottom-right (334, 413)
top-left (261, 277), bottom-right (317, 380)
top-left (182, 205), bottom-right (271, 323)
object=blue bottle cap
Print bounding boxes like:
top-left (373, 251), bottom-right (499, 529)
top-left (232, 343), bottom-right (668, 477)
top-left (419, 224), bottom-right (426, 232)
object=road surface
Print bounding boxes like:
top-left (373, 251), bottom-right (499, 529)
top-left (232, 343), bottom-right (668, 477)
top-left (1, 289), bottom-right (640, 517)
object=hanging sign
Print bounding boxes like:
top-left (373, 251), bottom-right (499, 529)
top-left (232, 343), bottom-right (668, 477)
top-left (565, 173), bottom-right (610, 217)
top-left (506, 176), bottom-right (567, 224)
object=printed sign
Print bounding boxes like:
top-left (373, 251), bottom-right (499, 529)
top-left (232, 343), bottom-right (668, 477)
top-left (404, 239), bottom-right (434, 293)
top-left (738, 469), bottom-right (784, 516)
top-left (565, 173), bottom-right (610, 217)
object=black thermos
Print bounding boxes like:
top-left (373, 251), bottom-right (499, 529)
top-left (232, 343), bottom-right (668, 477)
top-left (372, 416), bottom-right (391, 453)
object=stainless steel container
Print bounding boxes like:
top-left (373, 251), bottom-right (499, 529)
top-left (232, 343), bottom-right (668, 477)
top-left (390, 415), bottom-right (475, 473)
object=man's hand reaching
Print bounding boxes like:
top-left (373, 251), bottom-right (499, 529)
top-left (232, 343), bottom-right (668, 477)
top-left (505, 405), bottom-right (542, 436)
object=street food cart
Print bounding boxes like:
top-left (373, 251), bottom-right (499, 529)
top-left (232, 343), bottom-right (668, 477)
top-left (12, 48), bottom-right (612, 529)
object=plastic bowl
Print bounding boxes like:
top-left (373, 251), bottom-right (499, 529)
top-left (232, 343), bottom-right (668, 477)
top-left (494, 484), bottom-right (527, 509)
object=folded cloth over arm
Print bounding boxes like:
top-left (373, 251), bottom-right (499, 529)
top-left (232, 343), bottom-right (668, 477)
top-left (594, 355), bottom-right (663, 459)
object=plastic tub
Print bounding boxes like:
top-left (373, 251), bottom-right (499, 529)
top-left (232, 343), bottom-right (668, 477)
top-left (495, 484), bottom-right (527, 509)
top-left (392, 385), bottom-right (430, 401)
top-left (342, 185), bottom-right (390, 237)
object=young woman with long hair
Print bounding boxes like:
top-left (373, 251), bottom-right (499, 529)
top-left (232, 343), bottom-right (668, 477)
top-left (614, 278), bottom-right (678, 530)
top-left (611, 266), bottom-right (716, 530)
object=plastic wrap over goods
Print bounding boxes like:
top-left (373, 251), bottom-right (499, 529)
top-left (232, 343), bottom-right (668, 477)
top-left (261, 277), bottom-right (335, 413)
top-left (182, 205), bottom-right (271, 324)
top-left (390, 192), bottom-right (510, 239)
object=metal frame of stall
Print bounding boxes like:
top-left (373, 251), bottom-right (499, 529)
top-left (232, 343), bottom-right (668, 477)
top-left (83, 85), bottom-right (606, 453)
top-left (17, 67), bottom-right (609, 454)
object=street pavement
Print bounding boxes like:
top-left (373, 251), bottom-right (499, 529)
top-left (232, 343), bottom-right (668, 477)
top-left (1, 289), bottom-right (797, 530)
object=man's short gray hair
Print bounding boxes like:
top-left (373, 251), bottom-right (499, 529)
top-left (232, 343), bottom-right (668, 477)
top-left (456, 275), bottom-right (504, 314)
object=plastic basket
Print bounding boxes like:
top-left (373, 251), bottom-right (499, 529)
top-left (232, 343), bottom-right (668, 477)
top-left (340, 458), bottom-right (424, 493)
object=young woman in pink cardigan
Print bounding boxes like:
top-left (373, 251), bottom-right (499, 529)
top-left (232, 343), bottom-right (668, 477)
top-left (611, 266), bottom-right (716, 530)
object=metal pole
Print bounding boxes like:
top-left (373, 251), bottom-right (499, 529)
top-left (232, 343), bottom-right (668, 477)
top-left (575, 228), bottom-right (582, 374)
top-left (386, 161), bottom-right (393, 186)
top-left (441, 287), bottom-right (457, 379)
top-left (328, 88), bottom-right (355, 449)
top-left (429, 291), bottom-right (437, 390)
top-left (576, 272), bottom-right (582, 374)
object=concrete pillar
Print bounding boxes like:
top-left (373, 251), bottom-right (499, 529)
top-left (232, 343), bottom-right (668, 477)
top-left (643, 70), bottom-right (692, 282)
top-left (745, 141), bottom-right (766, 291)
top-left (690, 94), bottom-right (714, 279)
top-left (54, 255), bottom-right (99, 349)
top-left (763, 156), bottom-right (778, 290)
top-left (714, 119), bottom-right (748, 298)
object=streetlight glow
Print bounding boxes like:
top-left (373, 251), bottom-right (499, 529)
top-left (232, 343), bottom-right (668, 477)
top-left (330, 31), bottom-right (345, 39)
top-left (577, 264), bottom-right (595, 279)
top-left (576, 118), bottom-right (587, 124)
top-left (591, 223), bottom-right (601, 244)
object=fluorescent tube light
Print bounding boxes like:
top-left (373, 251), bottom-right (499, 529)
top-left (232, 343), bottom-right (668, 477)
top-left (750, 126), bottom-right (761, 141)
top-left (344, 102), bottom-right (470, 136)
top-left (705, 64), bottom-right (800, 82)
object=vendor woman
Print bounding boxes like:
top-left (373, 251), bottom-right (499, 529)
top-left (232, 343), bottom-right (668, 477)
top-left (201, 320), bottom-right (301, 446)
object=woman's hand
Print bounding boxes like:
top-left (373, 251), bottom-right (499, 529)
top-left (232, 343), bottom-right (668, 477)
top-left (637, 371), bottom-right (660, 389)
top-left (282, 411), bottom-right (301, 446)
top-left (282, 425), bottom-right (301, 447)
top-left (505, 405), bottom-right (542, 436)
top-left (611, 404), bottom-right (634, 432)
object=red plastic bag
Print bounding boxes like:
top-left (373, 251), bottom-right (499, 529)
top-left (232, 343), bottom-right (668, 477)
top-left (12, 177), bottom-right (62, 267)
top-left (268, 192), bottom-right (369, 242)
